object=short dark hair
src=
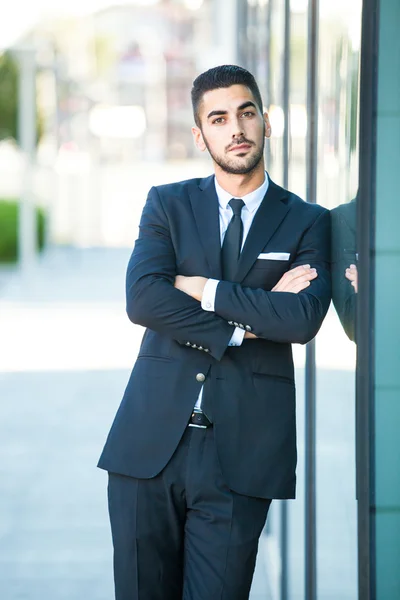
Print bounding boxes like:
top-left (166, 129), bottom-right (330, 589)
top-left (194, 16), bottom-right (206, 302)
top-left (191, 65), bottom-right (264, 127)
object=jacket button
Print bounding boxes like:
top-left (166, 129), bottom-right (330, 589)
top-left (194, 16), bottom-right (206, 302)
top-left (245, 325), bottom-right (252, 332)
top-left (196, 373), bottom-right (205, 382)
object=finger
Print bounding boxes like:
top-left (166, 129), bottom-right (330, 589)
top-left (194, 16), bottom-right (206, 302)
top-left (274, 280), bottom-right (311, 294)
top-left (273, 266), bottom-right (314, 290)
top-left (288, 266), bottom-right (316, 282)
top-left (278, 264), bottom-right (310, 283)
top-left (278, 271), bottom-right (317, 292)
top-left (288, 264), bottom-right (311, 279)
top-left (287, 279), bottom-right (313, 293)
top-left (245, 332), bottom-right (258, 339)
top-left (287, 280), bottom-right (311, 294)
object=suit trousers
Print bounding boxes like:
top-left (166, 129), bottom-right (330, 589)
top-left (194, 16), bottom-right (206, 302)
top-left (107, 426), bottom-right (271, 600)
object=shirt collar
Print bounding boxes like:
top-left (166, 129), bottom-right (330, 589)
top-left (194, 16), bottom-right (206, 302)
top-left (214, 173), bottom-right (269, 214)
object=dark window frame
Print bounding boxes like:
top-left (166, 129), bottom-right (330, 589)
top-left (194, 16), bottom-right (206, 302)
top-left (357, 0), bottom-right (380, 597)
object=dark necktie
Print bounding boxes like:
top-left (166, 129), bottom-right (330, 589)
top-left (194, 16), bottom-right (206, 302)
top-left (202, 199), bottom-right (245, 422)
top-left (221, 198), bottom-right (245, 281)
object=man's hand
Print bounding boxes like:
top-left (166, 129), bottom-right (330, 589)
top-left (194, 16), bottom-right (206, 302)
top-left (272, 264), bottom-right (317, 293)
top-left (345, 264), bottom-right (358, 293)
top-left (174, 275), bottom-right (208, 301)
top-left (244, 331), bottom-right (257, 339)
top-left (175, 265), bottom-right (316, 340)
top-left (243, 264), bottom-right (317, 340)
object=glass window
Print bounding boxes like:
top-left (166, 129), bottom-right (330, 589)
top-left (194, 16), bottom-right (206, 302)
top-left (243, 1), bottom-right (362, 598)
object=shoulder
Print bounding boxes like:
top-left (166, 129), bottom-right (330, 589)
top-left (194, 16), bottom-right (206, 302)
top-left (331, 198), bottom-right (356, 227)
top-left (286, 192), bottom-right (328, 218)
top-left (270, 178), bottom-right (329, 220)
top-left (152, 176), bottom-right (207, 197)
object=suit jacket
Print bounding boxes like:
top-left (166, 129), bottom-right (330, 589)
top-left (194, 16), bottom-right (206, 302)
top-left (331, 199), bottom-right (357, 341)
top-left (98, 175), bottom-right (331, 499)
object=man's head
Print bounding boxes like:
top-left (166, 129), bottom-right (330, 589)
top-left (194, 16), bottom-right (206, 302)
top-left (191, 65), bottom-right (271, 175)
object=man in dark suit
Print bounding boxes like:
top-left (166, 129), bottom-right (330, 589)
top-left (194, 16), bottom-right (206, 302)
top-left (98, 65), bottom-right (331, 599)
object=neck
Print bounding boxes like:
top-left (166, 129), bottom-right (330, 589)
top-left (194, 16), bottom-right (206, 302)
top-left (214, 161), bottom-right (266, 197)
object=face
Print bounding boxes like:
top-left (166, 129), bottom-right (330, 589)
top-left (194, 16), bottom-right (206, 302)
top-left (192, 84), bottom-right (271, 175)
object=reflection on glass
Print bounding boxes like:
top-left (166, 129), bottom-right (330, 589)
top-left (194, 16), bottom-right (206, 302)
top-left (316, 2), bottom-right (361, 599)
top-left (331, 196), bottom-right (357, 342)
top-left (240, 1), bottom-right (362, 598)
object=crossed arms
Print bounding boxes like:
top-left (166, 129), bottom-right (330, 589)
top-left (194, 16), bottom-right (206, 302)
top-left (126, 186), bottom-right (331, 361)
top-left (174, 265), bottom-right (319, 340)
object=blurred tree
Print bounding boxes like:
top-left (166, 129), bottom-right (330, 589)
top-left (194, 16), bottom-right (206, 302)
top-left (0, 52), bottom-right (18, 141)
top-left (0, 200), bottom-right (45, 263)
top-left (0, 51), bottom-right (44, 145)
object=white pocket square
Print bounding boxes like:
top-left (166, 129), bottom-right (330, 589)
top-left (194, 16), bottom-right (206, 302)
top-left (257, 252), bottom-right (290, 261)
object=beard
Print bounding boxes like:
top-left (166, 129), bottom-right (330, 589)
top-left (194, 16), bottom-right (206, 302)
top-left (201, 125), bottom-right (265, 175)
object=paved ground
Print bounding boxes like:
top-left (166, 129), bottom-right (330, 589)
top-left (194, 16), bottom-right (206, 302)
top-left (0, 247), bottom-right (357, 600)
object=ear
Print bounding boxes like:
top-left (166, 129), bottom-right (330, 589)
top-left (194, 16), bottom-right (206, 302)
top-left (263, 112), bottom-right (272, 139)
top-left (192, 126), bottom-right (207, 152)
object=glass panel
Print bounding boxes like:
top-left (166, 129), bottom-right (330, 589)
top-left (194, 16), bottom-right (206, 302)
top-left (248, 1), bottom-right (362, 598)
top-left (249, 2), bottom-right (288, 597)
top-left (316, 2), bottom-right (361, 599)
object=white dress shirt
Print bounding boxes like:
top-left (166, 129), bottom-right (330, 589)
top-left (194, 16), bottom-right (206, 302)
top-left (194, 172), bottom-right (270, 410)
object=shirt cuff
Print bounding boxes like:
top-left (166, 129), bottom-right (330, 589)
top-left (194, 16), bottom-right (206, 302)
top-left (228, 327), bottom-right (246, 347)
top-left (201, 278), bottom-right (219, 312)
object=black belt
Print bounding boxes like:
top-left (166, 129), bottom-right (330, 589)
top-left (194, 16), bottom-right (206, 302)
top-left (188, 410), bottom-right (213, 429)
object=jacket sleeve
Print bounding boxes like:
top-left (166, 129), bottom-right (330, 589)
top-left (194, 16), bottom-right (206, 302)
top-left (214, 208), bottom-right (332, 344)
top-left (126, 186), bottom-right (235, 360)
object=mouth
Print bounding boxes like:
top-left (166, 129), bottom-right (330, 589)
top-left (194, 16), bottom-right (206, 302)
top-left (229, 143), bottom-right (253, 152)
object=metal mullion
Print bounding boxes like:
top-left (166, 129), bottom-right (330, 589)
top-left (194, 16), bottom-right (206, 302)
top-left (357, 0), bottom-right (380, 597)
top-left (280, 1), bottom-right (291, 599)
top-left (305, 1), bottom-right (319, 600)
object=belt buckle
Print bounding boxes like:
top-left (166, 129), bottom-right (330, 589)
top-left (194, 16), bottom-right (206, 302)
top-left (188, 409), bottom-right (208, 429)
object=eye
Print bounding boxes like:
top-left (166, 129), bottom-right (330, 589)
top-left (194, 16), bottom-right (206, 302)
top-left (241, 111), bottom-right (255, 118)
top-left (212, 117), bottom-right (225, 125)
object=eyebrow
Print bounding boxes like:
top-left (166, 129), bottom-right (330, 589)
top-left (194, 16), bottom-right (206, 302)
top-left (206, 101), bottom-right (257, 120)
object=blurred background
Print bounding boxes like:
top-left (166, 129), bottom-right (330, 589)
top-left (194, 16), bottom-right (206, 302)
top-left (1, 0), bottom-right (398, 599)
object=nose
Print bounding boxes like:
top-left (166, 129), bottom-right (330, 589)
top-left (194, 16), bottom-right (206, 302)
top-left (230, 116), bottom-right (244, 139)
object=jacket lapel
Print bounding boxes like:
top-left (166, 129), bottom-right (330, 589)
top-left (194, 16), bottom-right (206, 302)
top-left (234, 179), bottom-right (291, 282)
top-left (188, 175), bottom-right (222, 279)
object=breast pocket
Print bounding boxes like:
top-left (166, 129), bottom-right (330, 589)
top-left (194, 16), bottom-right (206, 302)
top-left (252, 258), bottom-right (290, 270)
top-left (247, 259), bottom-right (292, 289)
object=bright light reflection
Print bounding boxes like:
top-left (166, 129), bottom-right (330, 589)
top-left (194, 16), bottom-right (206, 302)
top-left (184, 0), bottom-right (204, 10)
top-left (269, 105), bottom-right (284, 138)
top-left (89, 105), bottom-right (146, 139)
top-left (0, 302), bottom-right (142, 372)
top-left (0, 0), bottom-right (161, 49)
